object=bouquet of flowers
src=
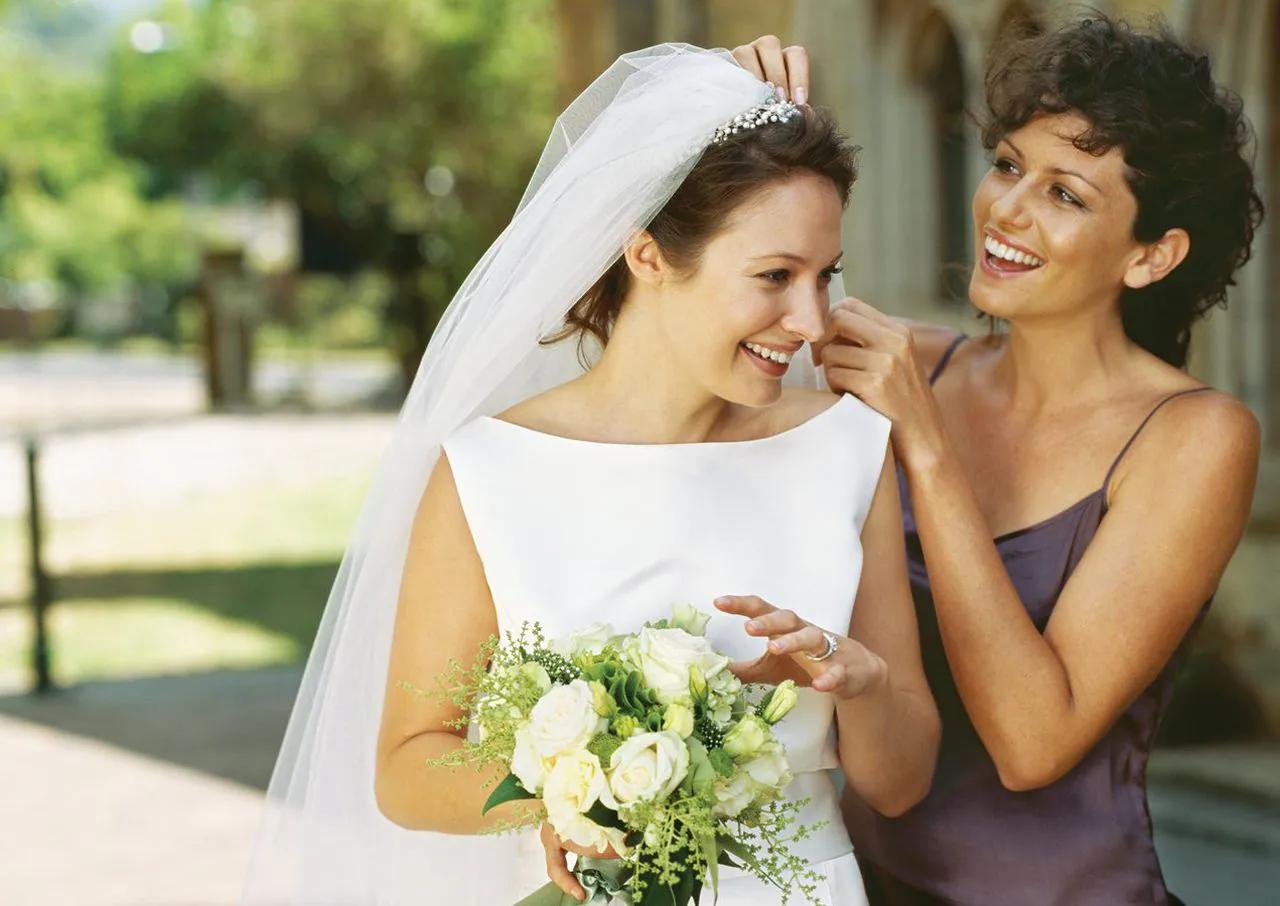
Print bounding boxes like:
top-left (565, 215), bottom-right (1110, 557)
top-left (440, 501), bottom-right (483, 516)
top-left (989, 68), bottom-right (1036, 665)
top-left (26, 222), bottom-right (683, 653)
top-left (420, 604), bottom-right (826, 906)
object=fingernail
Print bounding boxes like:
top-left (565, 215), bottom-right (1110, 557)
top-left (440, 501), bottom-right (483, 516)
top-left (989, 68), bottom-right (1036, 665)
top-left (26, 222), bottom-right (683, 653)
top-left (715, 597), bottom-right (729, 606)
top-left (747, 620), bottom-right (761, 631)
top-left (795, 86), bottom-right (808, 106)
top-left (775, 84), bottom-right (789, 102)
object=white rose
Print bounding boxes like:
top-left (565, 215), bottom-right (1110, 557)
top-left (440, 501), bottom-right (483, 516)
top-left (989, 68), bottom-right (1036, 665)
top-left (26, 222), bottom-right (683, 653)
top-left (543, 748), bottom-right (616, 816)
top-left (510, 721), bottom-right (548, 794)
top-left (525, 680), bottom-right (607, 760)
top-left (633, 627), bottom-right (729, 706)
top-left (669, 604), bottom-right (711, 636)
top-left (551, 622), bottom-right (616, 657)
top-left (662, 702), bottom-right (695, 738)
top-left (742, 743), bottom-right (792, 793)
top-left (543, 750), bottom-right (625, 853)
top-left (549, 808), bottom-right (629, 855)
top-left (608, 730), bottom-right (690, 805)
top-left (711, 771), bottom-right (755, 818)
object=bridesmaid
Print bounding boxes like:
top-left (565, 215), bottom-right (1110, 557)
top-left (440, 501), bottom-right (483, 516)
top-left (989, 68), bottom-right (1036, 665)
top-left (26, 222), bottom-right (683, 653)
top-left (739, 14), bottom-right (1263, 906)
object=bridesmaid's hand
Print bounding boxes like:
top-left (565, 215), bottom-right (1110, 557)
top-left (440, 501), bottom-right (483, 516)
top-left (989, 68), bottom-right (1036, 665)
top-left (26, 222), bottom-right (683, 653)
top-left (714, 595), bottom-right (887, 699)
top-left (540, 821), bottom-right (621, 902)
top-left (731, 36), bottom-right (811, 105)
top-left (816, 297), bottom-right (947, 472)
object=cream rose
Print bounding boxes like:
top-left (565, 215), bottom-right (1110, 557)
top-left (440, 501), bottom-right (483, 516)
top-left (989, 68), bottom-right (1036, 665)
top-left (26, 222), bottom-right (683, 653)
top-left (551, 621), bottom-right (616, 657)
top-left (710, 772), bottom-right (755, 818)
top-left (632, 627), bottom-right (729, 706)
top-left (543, 750), bottom-right (626, 853)
top-left (742, 743), bottom-right (792, 792)
top-left (607, 730), bottom-right (690, 805)
top-left (510, 721), bottom-right (548, 794)
top-left (525, 679), bottom-right (606, 760)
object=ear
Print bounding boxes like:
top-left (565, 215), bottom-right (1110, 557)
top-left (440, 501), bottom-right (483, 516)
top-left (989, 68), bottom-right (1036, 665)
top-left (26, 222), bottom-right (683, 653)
top-left (622, 230), bottom-right (669, 285)
top-left (1122, 227), bottom-right (1190, 291)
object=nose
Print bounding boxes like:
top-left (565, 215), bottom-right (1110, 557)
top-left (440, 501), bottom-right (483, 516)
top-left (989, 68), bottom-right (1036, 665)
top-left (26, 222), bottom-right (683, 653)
top-left (779, 283), bottom-right (828, 343)
top-left (988, 177), bottom-right (1034, 231)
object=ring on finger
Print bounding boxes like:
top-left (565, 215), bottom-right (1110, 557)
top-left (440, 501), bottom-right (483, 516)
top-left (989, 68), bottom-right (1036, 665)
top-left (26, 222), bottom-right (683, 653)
top-left (803, 629), bottom-right (839, 662)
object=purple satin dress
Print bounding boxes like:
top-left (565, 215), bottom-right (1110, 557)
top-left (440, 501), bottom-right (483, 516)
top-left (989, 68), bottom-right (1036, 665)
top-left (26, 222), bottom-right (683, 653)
top-left (844, 335), bottom-right (1208, 905)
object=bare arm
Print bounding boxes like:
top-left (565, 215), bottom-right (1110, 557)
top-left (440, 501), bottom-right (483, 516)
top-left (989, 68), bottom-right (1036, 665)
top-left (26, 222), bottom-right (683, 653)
top-left (835, 444), bottom-right (941, 815)
top-left (908, 393), bottom-right (1259, 789)
top-left (374, 453), bottom-right (529, 832)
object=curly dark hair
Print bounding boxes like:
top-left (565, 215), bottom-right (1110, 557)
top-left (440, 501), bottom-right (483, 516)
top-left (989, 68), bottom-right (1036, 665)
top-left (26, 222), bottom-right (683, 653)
top-left (981, 13), bottom-right (1264, 368)
top-left (547, 105), bottom-right (859, 356)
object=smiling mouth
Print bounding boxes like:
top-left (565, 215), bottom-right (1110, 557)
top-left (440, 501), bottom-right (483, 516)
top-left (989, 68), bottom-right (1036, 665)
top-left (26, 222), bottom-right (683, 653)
top-left (982, 233), bottom-right (1045, 274)
top-left (740, 341), bottom-right (793, 375)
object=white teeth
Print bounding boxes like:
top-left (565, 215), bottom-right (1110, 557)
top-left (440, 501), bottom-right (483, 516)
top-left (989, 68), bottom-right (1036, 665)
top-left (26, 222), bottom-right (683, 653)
top-left (984, 234), bottom-right (1044, 267)
top-left (744, 342), bottom-right (791, 365)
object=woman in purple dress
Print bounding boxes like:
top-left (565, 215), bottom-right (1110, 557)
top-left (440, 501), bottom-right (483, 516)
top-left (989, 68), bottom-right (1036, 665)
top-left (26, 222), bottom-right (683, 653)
top-left (740, 14), bottom-right (1264, 906)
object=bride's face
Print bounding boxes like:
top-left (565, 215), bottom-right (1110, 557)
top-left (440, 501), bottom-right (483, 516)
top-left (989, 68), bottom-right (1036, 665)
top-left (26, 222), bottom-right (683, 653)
top-left (651, 171), bottom-right (844, 407)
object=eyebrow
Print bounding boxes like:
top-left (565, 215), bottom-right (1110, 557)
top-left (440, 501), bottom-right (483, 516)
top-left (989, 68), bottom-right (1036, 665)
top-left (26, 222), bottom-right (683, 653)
top-left (750, 252), bottom-right (845, 266)
top-left (1003, 137), bottom-right (1103, 195)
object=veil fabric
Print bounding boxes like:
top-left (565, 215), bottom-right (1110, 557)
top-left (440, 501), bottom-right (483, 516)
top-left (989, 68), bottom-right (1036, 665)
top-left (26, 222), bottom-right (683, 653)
top-left (240, 44), bottom-right (827, 905)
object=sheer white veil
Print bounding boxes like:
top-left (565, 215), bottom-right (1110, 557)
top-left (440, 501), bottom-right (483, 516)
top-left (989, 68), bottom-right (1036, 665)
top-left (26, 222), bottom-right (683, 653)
top-left (239, 44), bottom-right (829, 905)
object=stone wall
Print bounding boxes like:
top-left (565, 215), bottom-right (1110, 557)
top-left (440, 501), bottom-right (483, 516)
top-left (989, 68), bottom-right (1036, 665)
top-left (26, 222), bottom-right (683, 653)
top-left (555, 0), bottom-right (1280, 733)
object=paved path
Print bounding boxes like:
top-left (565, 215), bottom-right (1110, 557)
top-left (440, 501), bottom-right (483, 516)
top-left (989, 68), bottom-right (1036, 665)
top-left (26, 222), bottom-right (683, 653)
top-left (2, 666), bottom-right (1278, 906)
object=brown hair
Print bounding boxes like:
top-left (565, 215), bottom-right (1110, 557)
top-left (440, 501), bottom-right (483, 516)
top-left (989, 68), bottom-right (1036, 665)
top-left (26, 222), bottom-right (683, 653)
top-left (546, 105), bottom-right (859, 355)
top-left (981, 14), bottom-right (1263, 368)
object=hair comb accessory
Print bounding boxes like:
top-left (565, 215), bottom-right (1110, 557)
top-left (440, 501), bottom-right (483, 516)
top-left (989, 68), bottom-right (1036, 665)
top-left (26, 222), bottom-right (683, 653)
top-left (710, 83), bottom-right (802, 145)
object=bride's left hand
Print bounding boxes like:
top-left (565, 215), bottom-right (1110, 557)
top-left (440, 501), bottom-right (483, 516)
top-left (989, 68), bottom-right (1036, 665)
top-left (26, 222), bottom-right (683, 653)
top-left (714, 595), bottom-right (887, 699)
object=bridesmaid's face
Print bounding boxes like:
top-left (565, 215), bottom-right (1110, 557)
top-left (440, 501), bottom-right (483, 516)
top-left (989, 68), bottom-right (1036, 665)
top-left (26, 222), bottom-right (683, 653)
top-left (969, 112), bottom-right (1146, 324)
top-left (657, 171), bottom-right (844, 407)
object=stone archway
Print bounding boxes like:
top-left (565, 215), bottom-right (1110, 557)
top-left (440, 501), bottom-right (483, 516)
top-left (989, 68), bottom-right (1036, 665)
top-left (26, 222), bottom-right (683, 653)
top-left (910, 10), bottom-right (969, 302)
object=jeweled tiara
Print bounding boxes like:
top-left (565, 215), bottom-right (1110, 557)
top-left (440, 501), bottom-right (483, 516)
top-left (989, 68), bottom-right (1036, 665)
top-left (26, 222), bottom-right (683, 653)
top-left (710, 82), bottom-right (802, 145)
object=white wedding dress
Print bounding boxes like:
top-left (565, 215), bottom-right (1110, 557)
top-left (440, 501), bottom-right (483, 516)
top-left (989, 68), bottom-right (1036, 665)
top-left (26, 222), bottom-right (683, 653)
top-left (440, 391), bottom-right (888, 905)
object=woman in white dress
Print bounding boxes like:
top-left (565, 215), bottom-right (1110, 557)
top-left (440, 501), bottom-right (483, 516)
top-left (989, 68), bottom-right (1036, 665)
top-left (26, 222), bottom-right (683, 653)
top-left (241, 46), bottom-right (938, 906)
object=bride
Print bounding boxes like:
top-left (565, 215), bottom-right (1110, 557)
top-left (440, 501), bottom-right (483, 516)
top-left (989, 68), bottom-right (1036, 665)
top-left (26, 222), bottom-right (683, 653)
top-left (241, 45), bottom-right (938, 906)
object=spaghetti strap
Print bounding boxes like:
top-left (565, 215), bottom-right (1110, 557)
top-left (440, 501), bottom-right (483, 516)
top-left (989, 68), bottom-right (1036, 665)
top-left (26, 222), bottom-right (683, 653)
top-left (928, 334), bottom-right (968, 385)
top-left (1102, 386), bottom-right (1214, 491)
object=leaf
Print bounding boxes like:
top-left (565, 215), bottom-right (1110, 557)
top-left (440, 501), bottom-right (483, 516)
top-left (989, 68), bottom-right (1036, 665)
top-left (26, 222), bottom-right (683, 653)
top-left (715, 832), bottom-right (759, 870)
top-left (584, 801), bottom-right (627, 831)
top-left (481, 772), bottom-right (535, 815)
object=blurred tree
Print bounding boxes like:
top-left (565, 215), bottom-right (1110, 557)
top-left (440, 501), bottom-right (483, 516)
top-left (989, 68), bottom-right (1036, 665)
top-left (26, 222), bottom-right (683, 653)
top-left (106, 0), bottom-right (557, 387)
top-left (0, 29), bottom-right (197, 339)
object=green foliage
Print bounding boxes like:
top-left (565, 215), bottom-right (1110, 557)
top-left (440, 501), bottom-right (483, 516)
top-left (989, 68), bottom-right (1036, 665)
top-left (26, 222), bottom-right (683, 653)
top-left (0, 29), bottom-right (197, 317)
top-left (106, 0), bottom-right (557, 371)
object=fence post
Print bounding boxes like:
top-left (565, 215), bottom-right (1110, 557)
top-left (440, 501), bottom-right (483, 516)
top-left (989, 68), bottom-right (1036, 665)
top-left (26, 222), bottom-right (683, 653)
top-left (24, 435), bottom-right (53, 694)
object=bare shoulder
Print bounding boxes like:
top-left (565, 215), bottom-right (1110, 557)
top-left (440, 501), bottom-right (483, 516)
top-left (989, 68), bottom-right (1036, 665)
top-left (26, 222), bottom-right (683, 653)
top-left (892, 317), bottom-right (964, 376)
top-left (1118, 387), bottom-right (1260, 496)
top-left (1150, 388), bottom-right (1260, 461)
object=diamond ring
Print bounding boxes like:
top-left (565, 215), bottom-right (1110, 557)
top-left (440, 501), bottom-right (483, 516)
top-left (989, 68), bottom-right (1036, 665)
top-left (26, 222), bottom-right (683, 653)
top-left (804, 629), bottom-right (839, 662)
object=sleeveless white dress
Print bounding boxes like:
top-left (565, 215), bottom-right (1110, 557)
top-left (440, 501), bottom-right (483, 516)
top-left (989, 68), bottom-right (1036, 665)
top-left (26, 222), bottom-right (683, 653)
top-left (440, 392), bottom-right (889, 905)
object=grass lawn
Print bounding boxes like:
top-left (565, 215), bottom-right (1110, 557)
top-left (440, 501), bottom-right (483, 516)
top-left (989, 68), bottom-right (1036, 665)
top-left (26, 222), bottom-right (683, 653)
top-left (0, 471), bottom-right (372, 691)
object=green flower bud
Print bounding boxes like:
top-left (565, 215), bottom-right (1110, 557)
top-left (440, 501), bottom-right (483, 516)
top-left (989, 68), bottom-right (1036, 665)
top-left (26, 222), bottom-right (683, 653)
top-left (723, 714), bottom-right (769, 759)
top-left (670, 603), bottom-right (711, 636)
top-left (760, 679), bottom-right (798, 725)
top-left (589, 680), bottom-right (617, 717)
top-left (519, 661), bottom-right (552, 696)
top-left (611, 714), bottom-right (641, 738)
top-left (688, 665), bottom-right (709, 706)
top-left (662, 702), bottom-right (695, 738)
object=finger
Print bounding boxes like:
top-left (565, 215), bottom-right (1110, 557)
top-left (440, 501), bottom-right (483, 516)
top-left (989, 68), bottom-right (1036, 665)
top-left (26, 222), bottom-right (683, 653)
top-left (727, 656), bottom-right (769, 683)
top-left (831, 307), bottom-right (897, 347)
top-left (820, 343), bottom-right (893, 374)
top-left (731, 44), bottom-right (765, 81)
top-left (767, 625), bottom-right (829, 657)
top-left (845, 297), bottom-right (895, 326)
top-left (782, 46), bottom-right (811, 105)
top-left (543, 829), bottom-right (585, 901)
top-left (744, 608), bottom-right (807, 638)
top-left (714, 595), bottom-right (776, 618)
top-left (823, 366), bottom-right (885, 405)
top-left (813, 662), bottom-right (846, 693)
top-left (752, 35), bottom-right (789, 99)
